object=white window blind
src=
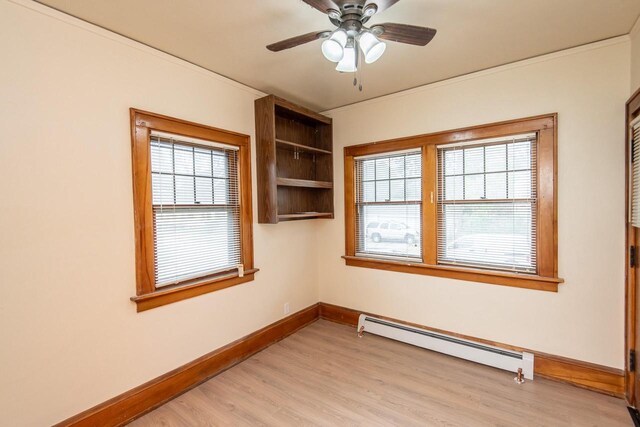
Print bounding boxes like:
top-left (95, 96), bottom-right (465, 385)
top-left (355, 149), bottom-right (422, 261)
top-left (632, 119), bottom-right (640, 227)
top-left (437, 134), bottom-right (537, 273)
top-left (150, 133), bottom-right (241, 287)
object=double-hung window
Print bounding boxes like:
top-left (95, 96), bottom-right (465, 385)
top-left (344, 114), bottom-right (561, 291)
top-left (437, 135), bottom-right (536, 273)
top-left (130, 109), bottom-right (256, 311)
top-left (355, 150), bottom-right (422, 261)
top-left (151, 132), bottom-right (241, 286)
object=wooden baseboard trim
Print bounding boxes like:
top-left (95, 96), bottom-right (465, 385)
top-left (319, 302), bottom-right (624, 398)
top-left (54, 303), bottom-right (320, 427)
top-left (534, 352), bottom-right (624, 397)
top-left (55, 301), bottom-right (624, 426)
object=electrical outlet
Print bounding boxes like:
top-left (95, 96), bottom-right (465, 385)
top-left (284, 302), bottom-right (290, 315)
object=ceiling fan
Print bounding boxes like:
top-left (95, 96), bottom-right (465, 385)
top-left (266, 0), bottom-right (437, 74)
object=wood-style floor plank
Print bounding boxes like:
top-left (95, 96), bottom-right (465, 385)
top-left (130, 320), bottom-right (629, 426)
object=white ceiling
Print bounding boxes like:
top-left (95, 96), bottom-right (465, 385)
top-left (37, 0), bottom-right (640, 111)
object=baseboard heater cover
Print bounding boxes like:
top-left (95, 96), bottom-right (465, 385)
top-left (357, 314), bottom-right (534, 380)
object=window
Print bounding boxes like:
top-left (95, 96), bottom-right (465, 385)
top-left (355, 150), bottom-right (422, 261)
top-left (151, 133), bottom-right (241, 286)
top-left (130, 109), bottom-right (256, 311)
top-left (437, 135), bottom-right (536, 273)
top-left (343, 114), bottom-right (562, 292)
top-left (631, 117), bottom-right (640, 227)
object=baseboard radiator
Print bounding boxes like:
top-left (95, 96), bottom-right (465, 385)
top-left (357, 314), bottom-right (534, 380)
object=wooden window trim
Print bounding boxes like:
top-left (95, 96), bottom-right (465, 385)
top-left (130, 109), bottom-right (257, 311)
top-left (343, 114), bottom-right (563, 292)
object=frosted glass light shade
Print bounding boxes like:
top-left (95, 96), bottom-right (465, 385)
top-left (335, 45), bottom-right (357, 72)
top-left (359, 32), bottom-right (386, 64)
top-left (321, 30), bottom-right (347, 62)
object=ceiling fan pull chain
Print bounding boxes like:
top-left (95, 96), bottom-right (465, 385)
top-left (357, 48), bottom-right (364, 92)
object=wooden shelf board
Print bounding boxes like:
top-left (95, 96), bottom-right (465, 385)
top-left (276, 139), bottom-right (332, 155)
top-left (276, 177), bottom-right (333, 189)
top-left (278, 212), bottom-right (334, 220)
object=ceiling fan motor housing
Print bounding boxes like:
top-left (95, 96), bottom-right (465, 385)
top-left (329, 2), bottom-right (378, 33)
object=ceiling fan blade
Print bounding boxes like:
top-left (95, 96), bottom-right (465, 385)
top-left (365, 0), bottom-right (400, 14)
top-left (375, 23), bottom-right (437, 46)
top-left (301, 0), bottom-right (339, 14)
top-left (266, 31), bottom-right (328, 52)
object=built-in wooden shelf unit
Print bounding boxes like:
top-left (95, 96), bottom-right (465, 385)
top-left (255, 95), bottom-right (334, 223)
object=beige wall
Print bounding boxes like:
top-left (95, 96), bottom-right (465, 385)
top-left (0, 1), bottom-right (319, 425)
top-left (632, 17), bottom-right (640, 92)
top-left (320, 38), bottom-right (629, 369)
top-left (0, 1), bottom-right (634, 425)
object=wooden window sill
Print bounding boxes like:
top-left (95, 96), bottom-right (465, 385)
top-left (131, 268), bottom-right (259, 312)
top-left (342, 256), bottom-right (562, 292)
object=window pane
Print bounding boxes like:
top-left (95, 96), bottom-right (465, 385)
top-left (376, 158), bottom-right (390, 180)
top-left (444, 176), bottom-right (463, 201)
top-left (439, 203), bottom-right (534, 272)
top-left (508, 141), bottom-right (531, 170)
top-left (464, 147), bottom-right (484, 174)
top-left (175, 175), bottom-right (195, 204)
top-left (154, 208), bottom-right (241, 286)
top-left (485, 145), bottom-right (506, 172)
top-left (212, 154), bottom-right (227, 178)
top-left (362, 181), bottom-right (375, 202)
top-left (376, 180), bottom-right (390, 202)
top-left (406, 178), bottom-right (421, 201)
top-left (362, 160), bottom-right (375, 181)
top-left (406, 154), bottom-right (421, 178)
top-left (486, 172), bottom-right (507, 199)
top-left (464, 174), bottom-right (484, 200)
top-left (390, 180), bottom-right (405, 201)
top-left (195, 177), bottom-right (213, 204)
top-left (444, 150), bottom-right (463, 176)
top-left (214, 179), bottom-right (228, 204)
top-left (194, 149), bottom-right (212, 177)
top-left (358, 204), bottom-right (421, 259)
top-left (174, 146), bottom-right (194, 175)
top-left (151, 142), bottom-right (173, 174)
top-left (389, 157), bottom-right (405, 179)
top-left (508, 171), bottom-right (532, 199)
top-left (152, 174), bottom-right (174, 205)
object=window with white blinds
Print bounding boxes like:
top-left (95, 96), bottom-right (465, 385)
top-left (150, 132), bottom-right (241, 287)
top-left (355, 149), bottom-right (422, 261)
top-left (631, 119), bottom-right (640, 227)
top-left (437, 134), bottom-right (537, 273)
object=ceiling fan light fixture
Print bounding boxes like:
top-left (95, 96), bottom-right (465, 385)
top-left (359, 31), bottom-right (386, 64)
top-left (336, 38), bottom-right (357, 72)
top-left (321, 29), bottom-right (347, 62)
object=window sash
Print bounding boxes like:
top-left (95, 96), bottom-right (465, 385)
top-left (150, 136), bottom-right (242, 287)
top-left (355, 150), bottom-right (423, 262)
top-left (436, 136), bottom-right (537, 273)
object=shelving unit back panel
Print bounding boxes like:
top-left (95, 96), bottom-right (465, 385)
top-left (275, 114), bottom-right (320, 149)
top-left (276, 148), bottom-right (317, 180)
top-left (317, 122), bottom-right (333, 153)
top-left (315, 152), bottom-right (333, 182)
top-left (277, 187), bottom-right (333, 215)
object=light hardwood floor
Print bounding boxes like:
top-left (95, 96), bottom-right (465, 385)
top-left (131, 320), bottom-right (630, 426)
